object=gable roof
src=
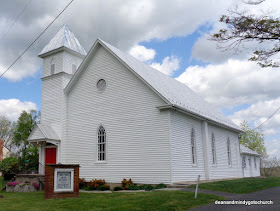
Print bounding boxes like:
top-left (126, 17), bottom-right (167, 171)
top-left (28, 124), bottom-right (60, 141)
top-left (65, 38), bottom-right (242, 132)
top-left (240, 145), bottom-right (261, 157)
top-left (39, 24), bottom-right (87, 57)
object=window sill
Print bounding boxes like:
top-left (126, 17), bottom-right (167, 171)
top-left (95, 161), bottom-right (107, 164)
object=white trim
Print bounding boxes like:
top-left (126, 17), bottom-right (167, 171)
top-left (227, 137), bottom-right (232, 167)
top-left (191, 127), bottom-right (197, 166)
top-left (64, 41), bottom-right (170, 105)
top-left (45, 145), bottom-right (58, 164)
top-left (157, 105), bottom-right (243, 133)
top-left (168, 110), bottom-right (173, 185)
top-left (211, 132), bottom-right (217, 166)
top-left (96, 78), bottom-right (107, 93)
top-left (201, 121), bottom-right (210, 180)
top-left (96, 124), bottom-right (107, 162)
top-left (54, 168), bottom-right (74, 192)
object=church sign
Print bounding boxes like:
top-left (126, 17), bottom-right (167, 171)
top-left (44, 164), bottom-right (79, 199)
top-left (54, 169), bottom-right (74, 192)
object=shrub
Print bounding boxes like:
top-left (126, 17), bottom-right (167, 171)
top-left (121, 178), bottom-right (133, 190)
top-left (127, 185), bottom-right (140, 190)
top-left (139, 184), bottom-right (147, 190)
top-left (0, 157), bottom-right (20, 179)
top-left (139, 184), bottom-right (155, 191)
top-left (88, 179), bottom-right (105, 190)
top-left (96, 184), bottom-right (110, 191)
top-left (155, 183), bottom-right (166, 189)
top-left (113, 186), bottom-right (123, 191)
top-left (79, 178), bottom-right (87, 189)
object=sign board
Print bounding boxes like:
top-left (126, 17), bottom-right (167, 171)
top-left (54, 168), bottom-right (74, 192)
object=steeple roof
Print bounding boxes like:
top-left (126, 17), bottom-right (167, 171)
top-left (39, 24), bottom-right (87, 57)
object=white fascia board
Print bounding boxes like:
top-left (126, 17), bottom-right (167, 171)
top-left (157, 104), bottom-right (244, 133)
top-left (64, 40), bottom-right (101, 95)
top-left (38, 46), bottom-right (86, 59)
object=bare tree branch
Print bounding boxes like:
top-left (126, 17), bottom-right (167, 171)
top-left (210, 7), bottom-right (280, 67)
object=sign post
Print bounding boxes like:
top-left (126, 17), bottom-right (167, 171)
top-left (44, 164), bottom-right (79, 199)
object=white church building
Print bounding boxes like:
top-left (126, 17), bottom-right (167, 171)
top-left (28, 25), bottom-right (260, 184)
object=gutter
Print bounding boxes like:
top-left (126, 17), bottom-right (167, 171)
top-left (157, 104), bottom-right (243, 133)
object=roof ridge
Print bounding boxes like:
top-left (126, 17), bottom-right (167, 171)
top-left (98, 39), bottom-right (240, 131)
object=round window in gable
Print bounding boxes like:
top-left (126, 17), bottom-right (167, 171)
top-left (96, 79), bottom-right (106, 92)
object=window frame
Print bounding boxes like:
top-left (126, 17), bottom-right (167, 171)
top-left (248, 157), bottom-right (251, 167)
top-left (211, 132), bottom-right (217, 165)
top-left (254, 157), bottom-right (257, 169)
top-left (72, 64), bottom-right (77, 74)
top-left (242, 156), bottom-right (246, 169)
top-left (227, 138), bottom-right (231, 167)
top-left (96, 79), bottom-right (107, 92)
top-left (190, 127), bottom-right (197, 166)
top-left (97, 125), bottom-right (106, 163)
top-left (50, 64), bottom-right (55, 75)
top-left (50, 58), bottom-right (55, 75)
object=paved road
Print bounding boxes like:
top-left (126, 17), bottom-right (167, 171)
top-left (188, 186), bottom-right (280, 211)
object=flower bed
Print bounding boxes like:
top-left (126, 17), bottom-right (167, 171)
top-left (6, 182), bottom-right (39, 192)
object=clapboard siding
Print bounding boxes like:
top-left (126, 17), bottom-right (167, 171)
top-left (208, 124), bottom-right (242, 179)
top-left (29, 127), bottom-right (44, 140)
top-left (242, 155), bottom-right (260, 177)
top-left (41, 75), bottom-right (64, 137)
top-left (63, 52), bottom-right (83, 75)
top-left (66, 46), bottom-right (171, 184)
top-left (42, 53), bottom-right (63, 77)
top-left (170, 111), bottom-right (206, 182)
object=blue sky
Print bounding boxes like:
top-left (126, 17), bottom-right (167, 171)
top-left (0, 0), bottom-right (279, 158)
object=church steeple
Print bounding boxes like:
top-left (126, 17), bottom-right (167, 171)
top-left (39, 24), bottom-right (85, 77)
top-left (39, 24), bottom-right (86, 58)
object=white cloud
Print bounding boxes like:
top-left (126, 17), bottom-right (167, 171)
top-left (176, 59), bottom-right (280, 108)
top-left (229, 98), bottom-right (280, 133)
top-left (0, 99), bottom-right (37, 121)
top-left (128, 44), bottom-right (179, 76)
top-left (150, 56), bottom-right (179, 76)
top-left (229, 98), bottom-right (280, 158)
top-left (128, 45), bottom-right (156, 62)
top-left (0, 0), bottom-right (239, 81)
top-left (266, 139), bottom-right (280, 157)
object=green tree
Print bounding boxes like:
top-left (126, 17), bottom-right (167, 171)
top-left (210, 1), bottom-right (280, 67)
top-left (13, 110), bottom-right (39, 172)
top-left (239, 121), bottom-right (266, 157)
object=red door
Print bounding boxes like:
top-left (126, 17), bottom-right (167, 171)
top-left (45, 148), bottom-right (57, 164)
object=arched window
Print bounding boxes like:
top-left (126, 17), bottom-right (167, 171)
top-left (50, 58), bottom-right (55, 75)
top-left (242, 156), bottom-right (246, 169)
top-left (254, 157), bottom-right (257, 169)
top-left (211, 133), bottom-right (216, 165)
top-left (227, 138), bottom-right (231, 166)
top-left (191, 128), bottom-right (196, 165)
top-left (97, 125), bottom-right (106, 161)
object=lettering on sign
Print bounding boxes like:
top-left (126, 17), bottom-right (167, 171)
top-left (57, 172), bottom-right (71, 190)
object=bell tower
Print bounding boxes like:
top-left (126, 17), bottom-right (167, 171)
top-left (38, 24), bottom-right (86, 139)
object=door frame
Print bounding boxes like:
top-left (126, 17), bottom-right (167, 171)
top-left (43, 144), bottom-right (58, 165)
top-left (45, 146), bottom-right (57, 164)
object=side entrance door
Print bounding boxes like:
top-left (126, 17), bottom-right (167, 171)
top-left (45, 148), bottom-right (57, 164)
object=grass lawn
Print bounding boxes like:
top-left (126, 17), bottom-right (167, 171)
top-left (189, 177), bottom-right (280, 194)
top-left (0, 191), bottom-right (224, 211)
